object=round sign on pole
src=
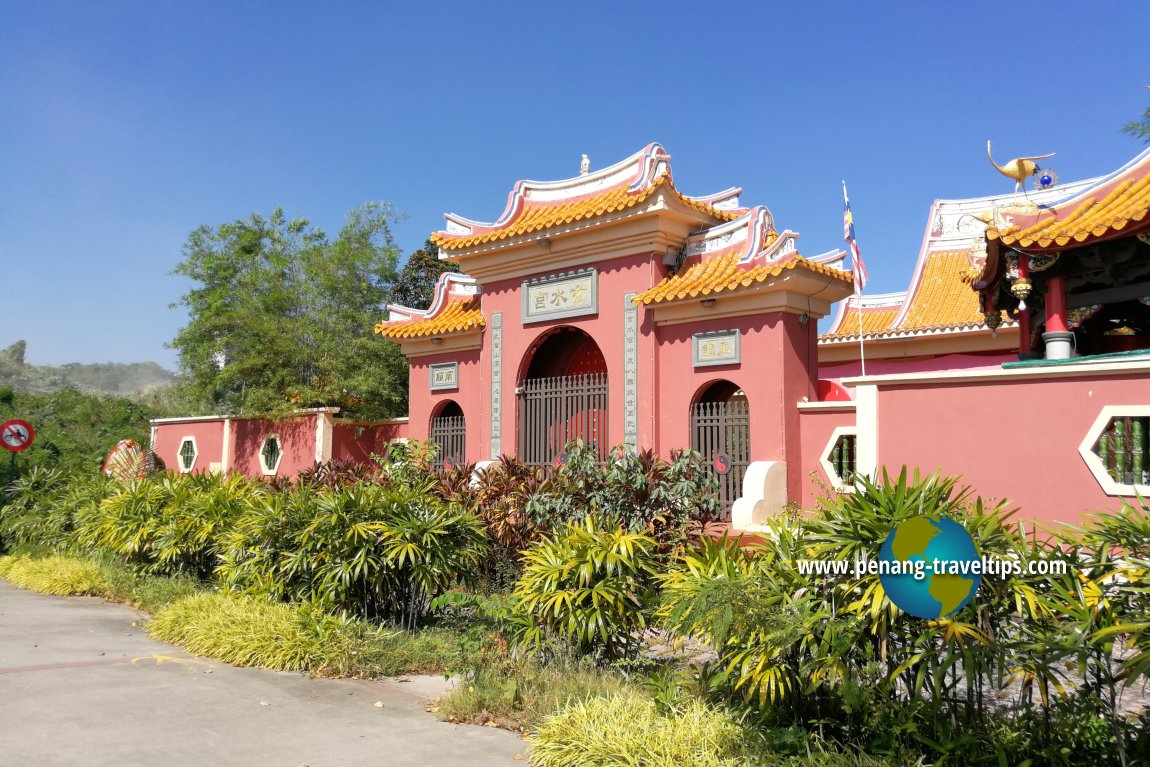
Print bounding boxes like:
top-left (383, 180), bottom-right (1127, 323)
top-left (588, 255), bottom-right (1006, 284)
top-left (1, 420), bottom-right (34, 453)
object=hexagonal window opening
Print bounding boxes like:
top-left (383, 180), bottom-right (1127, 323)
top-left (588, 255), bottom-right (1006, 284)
top-left (178, 438), bottom-right (197, 473)
top-left (260, 435), bottom-right (283, 475)
top-left (1091, 414), bottom-right (1150, 487)
top-left (820, 427), bottom-right (858, 492)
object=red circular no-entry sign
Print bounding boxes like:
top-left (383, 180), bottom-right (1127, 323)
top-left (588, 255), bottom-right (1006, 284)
top-left (1, 420), bottom-right (34, 452)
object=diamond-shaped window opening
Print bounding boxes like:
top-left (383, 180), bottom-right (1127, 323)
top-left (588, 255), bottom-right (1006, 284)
top-left (178, 437), bottom-right (198, 473)
top-left (819, 427), bottom-right (858, 493)
top-left (1080, 407), bottom-right (1150, 497)
top-left (259, 435), bottom-right (283, 476)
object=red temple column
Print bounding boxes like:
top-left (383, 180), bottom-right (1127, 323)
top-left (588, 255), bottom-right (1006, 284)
top-left (1017, 308), bottom-right (1031, 356)
top-left (1042, 274), bottom-right (1074, 359)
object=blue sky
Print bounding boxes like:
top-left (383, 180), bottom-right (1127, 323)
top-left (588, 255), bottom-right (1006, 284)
top-left (2, 1), bottom-right (1148, 369)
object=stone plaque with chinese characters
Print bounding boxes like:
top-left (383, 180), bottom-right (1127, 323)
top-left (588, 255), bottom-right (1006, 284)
top-left (428, 362), bottom-right (459, 391)
top-left (521, 269), bottom-right (598, 323)
top-left (692, 330), bottom-right (740, 367)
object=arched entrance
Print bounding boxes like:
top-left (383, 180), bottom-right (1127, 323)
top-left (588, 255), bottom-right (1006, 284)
top-left (517, 327), bottom-right (608, 466)
top-left (690, 380), bottom-right (750, 519)
top-left (429, 400), bottom-right (466, 470)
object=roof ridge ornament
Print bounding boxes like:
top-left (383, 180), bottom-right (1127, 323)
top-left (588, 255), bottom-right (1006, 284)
top-left (580, 154), bottom-right (590, 176)
top-left (987, 140), bottom-right (1056, 194)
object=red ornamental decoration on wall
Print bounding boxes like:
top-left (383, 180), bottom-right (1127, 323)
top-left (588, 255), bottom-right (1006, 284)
top-left (103, 439), bottom-right (151, 481)
top-left (713, 453), bottom-right (732, 475)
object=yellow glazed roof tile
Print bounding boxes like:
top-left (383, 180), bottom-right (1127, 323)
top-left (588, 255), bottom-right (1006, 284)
top-left (820, 306), bottom-right (900, 340)
top-left (897, 250), bottom-right (985, 330)
top-left (432, 175), bottom-right (742, 251)
top-left (374, 298), bottom-right (485, 339)
top-left (632, 252), bottom-right (853, 306)
top-left (987, 174), bottom-right (1150, 250)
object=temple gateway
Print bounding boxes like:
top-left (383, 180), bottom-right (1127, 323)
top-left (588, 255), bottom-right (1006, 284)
top-left (374, 143), bottom-right (854, 526)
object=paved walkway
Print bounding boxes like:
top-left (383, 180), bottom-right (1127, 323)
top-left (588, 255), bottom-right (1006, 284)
top-left (0, 581), bottom-right (526, 766)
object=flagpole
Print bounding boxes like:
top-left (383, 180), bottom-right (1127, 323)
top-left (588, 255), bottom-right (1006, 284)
top-left (842, 180), bottom-right (867, 377)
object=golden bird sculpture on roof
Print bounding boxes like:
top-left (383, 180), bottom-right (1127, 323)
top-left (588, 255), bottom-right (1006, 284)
top-left (987, 140), bottom-right (1055, 193)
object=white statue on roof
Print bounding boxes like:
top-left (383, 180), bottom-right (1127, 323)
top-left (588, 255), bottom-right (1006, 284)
top-left (580, 154), bottom-right (590, 176)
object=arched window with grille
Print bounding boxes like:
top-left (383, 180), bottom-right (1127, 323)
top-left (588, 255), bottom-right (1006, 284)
top-left (429, 401), bottom-right (466, 470)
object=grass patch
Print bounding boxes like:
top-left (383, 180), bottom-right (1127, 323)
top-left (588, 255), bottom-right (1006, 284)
top-left (0, 554), bottom-right (112, 597)
top-left (95, 559), bottom-right (204, 613)
top-left (148, 591), bottom-right (464, 677)
top-left (435, 656), bottom-right (629, 731)
top-left (527, 690), bottom-right (750, 767)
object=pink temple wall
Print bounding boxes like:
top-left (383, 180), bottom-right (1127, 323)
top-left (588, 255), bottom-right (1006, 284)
top-left (228, 415), bottom-right (318, 477)
top-left (796, 405), bottom-right (857, 508)
top-left (406, 348), bottom-right (484, 459)
top-left (151, 420), bottom-right (227, 474)
top-left (654, 312), bottom-right (819, 500)
top-left (331, 420), bottom-right (408, 463)
top-left (870, 372), bottom-right (1146, 527)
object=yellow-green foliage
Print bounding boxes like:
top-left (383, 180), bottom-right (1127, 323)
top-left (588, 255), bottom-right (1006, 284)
top-left (528, 691), bottom-right (749, 767)
top-left (0, 554), bottom-right (112, 597)
top-left (148, 591), bottom-right (460, 677)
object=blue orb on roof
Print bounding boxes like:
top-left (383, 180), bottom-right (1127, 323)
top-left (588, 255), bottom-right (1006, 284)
top-left (1039, 174), bottom-right (1054, 188)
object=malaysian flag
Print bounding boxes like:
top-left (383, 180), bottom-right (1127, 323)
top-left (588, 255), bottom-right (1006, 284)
top-left (843, 181), bottom-right (868, 294)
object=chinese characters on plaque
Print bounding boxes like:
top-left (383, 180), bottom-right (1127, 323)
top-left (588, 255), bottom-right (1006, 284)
top-left (521, 269), bottom-right (598, 323)
top-left (428, 362), bottom-right (459, 390)
top-left (692, 330), bottom-right (740, 367)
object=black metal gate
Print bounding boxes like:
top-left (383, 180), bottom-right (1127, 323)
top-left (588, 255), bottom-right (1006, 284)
top-left (429, 414), bottom-right (466, 470)
top-left (690, 400), bottom-right (750, 519)
top-left (516, 372), bottom-right (608, 466)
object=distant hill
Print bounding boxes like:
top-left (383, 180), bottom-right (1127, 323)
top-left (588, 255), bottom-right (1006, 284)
top-left (0, 340), bottom-right (176, 397)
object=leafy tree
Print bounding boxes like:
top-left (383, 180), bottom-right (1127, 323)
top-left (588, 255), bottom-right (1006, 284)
top-left (390, 239), bottom-right (460, 310)
top-left (170, 203), bottom-right (408, 419)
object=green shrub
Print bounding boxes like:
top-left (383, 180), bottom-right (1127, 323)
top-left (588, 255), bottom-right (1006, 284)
top-left (219, 481), bottom-right (485, 629)
top-left (525, 441), bottom-right (720, 554)
top-left (512, 515), bottom-right (657, 658)
top-left (528, 691), bottom-right (750, 767)
top-left (0, 468), bottom-right (108, 552)
top-left (148, 591), bottom-right (461, 676)
top-left (76, 473), bottom-right (261, 578)
top-left (0, 554), bottom-right (112, 596)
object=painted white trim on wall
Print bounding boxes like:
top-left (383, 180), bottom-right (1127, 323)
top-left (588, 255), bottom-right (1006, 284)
top-left (796, 401), bottom-right (857, 411)
top-left (315, 412), bottom-right (334, 464)
top-left (1078, 405), bottom-right (1150, 497)
top-left (842, 359), bottom-right (1150, 388)
top-left (221, 418), bottom-right (232, 474)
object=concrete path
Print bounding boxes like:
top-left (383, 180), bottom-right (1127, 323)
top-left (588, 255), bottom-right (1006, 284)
top-left (0, 581), bottom-right (527, 767)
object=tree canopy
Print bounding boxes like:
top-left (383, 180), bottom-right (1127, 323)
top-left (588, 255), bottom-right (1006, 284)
top-left (390, 239), bottom-right (460, 310)
top-left (170, 203), bottom-right (408, 419)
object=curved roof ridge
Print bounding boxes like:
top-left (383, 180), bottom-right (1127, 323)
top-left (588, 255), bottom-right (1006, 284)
top-left (440, 143), bottom-right (669, 233)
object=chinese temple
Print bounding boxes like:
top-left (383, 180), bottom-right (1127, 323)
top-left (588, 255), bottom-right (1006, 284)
top-left (153, 141), bottom-right (1150, 531)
